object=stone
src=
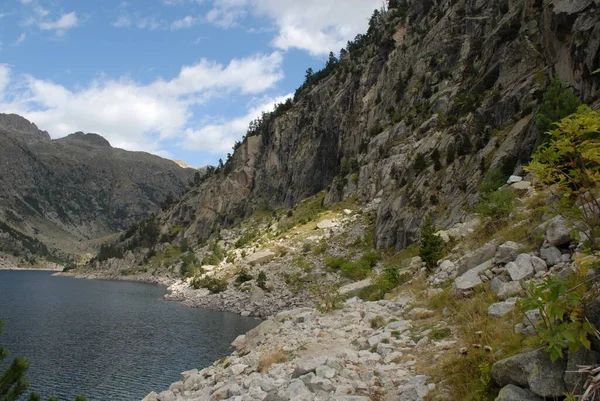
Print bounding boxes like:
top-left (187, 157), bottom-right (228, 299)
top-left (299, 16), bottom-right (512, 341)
top-left (307, 376), bottom-right (335, 392)
top-left (157, 390), bottom-right (175, 401)
top-left (408, 308), bottom-right (435, 320)
top-left (497, 281), bottom-right (523, 301)
top-left (244, 250), bottom-right (276, 266)
top-left (338, 278), bottom-right (373, 297)
top-left (488, 298), bottom-right (518, 317)
top-left (317, 219), bottom-right (339, 229)
top-left (494, 384), bottom-right (542, 401)
top-left (530, 256), bottom-right (547, 273)
top-left (495, 242), bottom-right (521, 264)
top-left (397, 375), bottom-right (432, 401)
top-left (285, 379), bottom-right (314, 401)
top-left (229, 363), bottom-right (249, 376)
top-left (315, 365), bottom-right (336, 379)
top-left (507, 175), bottom-right (523, 184)
top-left (565, 347), bottom-right (600, 396)
top-left (546, 216), bottom-right (571, 247)
top-left (451, 260), bottom-right (493, 295)
top-left (512, 181), bottom-right (532, 190)
top-left (491, 276), bottom-right (508, 294)
top-left (540, 246), bottom-right (561, 266)
top-left (506, 254), bottom-right (534, 281)
top-left (142, 392), bottom-right (158, 401)
top-left (457, 242), bottom-right (498, 275)
top-left (435, 230), bottom-right (451, 243)
top-left (491, 348), bottom-right (566, 397)
top-left (385, 320), bottom-right (412, 333)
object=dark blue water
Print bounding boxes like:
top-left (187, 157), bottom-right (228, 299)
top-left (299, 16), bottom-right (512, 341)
top-left (0, 271), bottom-right (259, 401)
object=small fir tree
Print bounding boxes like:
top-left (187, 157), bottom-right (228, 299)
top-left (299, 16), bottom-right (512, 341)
top-left (419, 215), bottom-right (445, 271)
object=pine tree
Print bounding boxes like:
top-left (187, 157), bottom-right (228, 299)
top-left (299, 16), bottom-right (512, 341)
top-left (419, 215), bottom-right (445, 271)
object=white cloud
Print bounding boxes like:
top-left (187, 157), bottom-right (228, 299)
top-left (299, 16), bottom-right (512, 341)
top-left (0, 53), bottom-right (285, 155)
top-left (20, 0), bottom-right (33, 4)
top-left (182, 93), bottom-right (292, 153)
top-left (206, 0), bottom-right (381, 55)
top-left (14, 33), bottom-right (26, 45)
top-left (112, 16), bottom-right (131, 28)
top-left (171, 15), bottom-right (198, 29)
top-left (0, 65), bottom-right (10, 99)
top-left (39, 12), bottom-right (79, 33)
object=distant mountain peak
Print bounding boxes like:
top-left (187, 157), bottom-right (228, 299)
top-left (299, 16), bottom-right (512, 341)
top-left (0, 113), bottom-right (51, 144)
top-left (173, 160), bottom-right (196, 169)
top-left (64, 132), bottom-right (112, 147)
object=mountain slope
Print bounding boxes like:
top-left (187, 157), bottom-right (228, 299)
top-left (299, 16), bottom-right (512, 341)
top-left (0, 114), bottom-right (195, 264)
top-left (87, 0), bottom-right (599, 274)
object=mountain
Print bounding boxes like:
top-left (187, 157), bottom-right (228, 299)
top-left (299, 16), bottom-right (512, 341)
top-left (86, 0), bottom-right (599, 274)
top-left (0, 114), bottom-right (195, 265)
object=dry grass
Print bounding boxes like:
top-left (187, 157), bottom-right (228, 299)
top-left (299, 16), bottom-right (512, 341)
top-left (423, 287), bottom-right (524, 401)
top-left (257, 349), bottom-right (289, 373)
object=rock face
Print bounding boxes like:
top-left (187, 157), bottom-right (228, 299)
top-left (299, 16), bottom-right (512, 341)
top-left (99, 0), bottom-right (600, 262)
top-left (0, 114), bottom-right (195, 261)
top-left (491, 348), bottom-right (567, 397)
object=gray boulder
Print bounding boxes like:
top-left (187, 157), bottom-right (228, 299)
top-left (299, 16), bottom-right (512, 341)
top-left (244, 250), bottom-right (276, 266)
top-left (451, 261), bottom-right (493, 295)
top-left (530, 256), bottom-right (547, 273)
top-left (494, 384), bottom-right (542, 401)
top-left (497, 281), bottom-right (523, 301)
top-left (142, 392), bottom-right (158, 401)
top-left (495, 242), bottom-right (521, 264)
top-left (565, 347), bottom-right (600, 397)
top-left (491, 348), bottom-right (566, 397)
top-left (506, 254), bottom-right (534, 281)
top-left (397, 375), bottom-right (433, 401)
top-left (457, 242), bottom-right (498, 275)
top-left (540, 246), bottom-right (562, 266)
top-left (488, 298), bottom-right (518, 317)
top-left (546, 216), bottom-right (571, 247)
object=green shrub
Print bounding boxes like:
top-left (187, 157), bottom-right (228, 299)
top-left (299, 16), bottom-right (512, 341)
top-left (479, 169), bottom-right (507, 194)
top-left (235, 269), bottom-right (253, 286)
top-left (235, 231), bottom-right (258, 248)
top-left (476, 188), bottom-right (515, 219)
top-left (325, 252), bottom-right (380, 281)
top-left (256, 271), bottom-right (267, 290)
top-left (202, 243), bottom-right (224, 265)
top-left (191, 276), bottom-right (228, 293)
top-left (419, 215), bottom-right (445, 271)
top-left (537, 76), bottom-right (581, 139)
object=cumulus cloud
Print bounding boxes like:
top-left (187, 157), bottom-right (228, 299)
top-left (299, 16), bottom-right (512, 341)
top-left (112, 16), bottom-right (131, 28)
top-left (0, 53), bottom-right (285, 155)
top-left (171, 15), bottom-right (198, 29)
top-left (0, 65), bottom-right (10, 98)
top-left (206, 0), bottom-right (381, 55)
top-left (39, 11), bottom-right (79, 33)
top-left (182, 93), bottom-right (292, 153)
top-left (14, 33), bottom-right (27, 46)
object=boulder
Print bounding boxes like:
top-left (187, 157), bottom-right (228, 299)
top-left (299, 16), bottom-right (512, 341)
top-left (317, 219), bottom-right (339, 229)
top-left (142, 392), bottom-right (158, 401)
top-left (244, 250), bottom-right (276, 266)
top-left (565, 347), bottom-right (600, 397)
top-left (545, 216), bottom-right (571, 247)
top-left (457, 242), bottom-right (498, 275)
top-left (157, 391), bottom-right (175, 401)
top-left (507, 176), bottom-right (523, 184)
top-left (497, 281), bottom-right (523, 301)
top-left (488, 298), bottom-right (518, 317)
top-left (494, 384), bottom-right (542, 401)
top-left (338, 278), bottom-right (373, 297)
top-left (495, 242), bottom-right (521, 264)
top-left (540, 247), bottom-right (562, 266)
top-left (506, 254), bottom-right (534, 281)
top-left (530, 256), bottom-right (547, 273)
top-left (397, 375), bottom-right (433, 401)
top-left (491, 348), bottom-right (566, 397)
top-left (512, 181), bottom-right (532, 190)
top-left (451, 260), bottom-right (493, 295)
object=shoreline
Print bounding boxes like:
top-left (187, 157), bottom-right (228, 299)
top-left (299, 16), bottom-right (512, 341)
top-left (0, 267), bottom-right (63, 272)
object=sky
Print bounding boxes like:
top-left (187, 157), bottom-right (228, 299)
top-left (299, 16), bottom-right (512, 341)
top-left (0, 0), bottom-right (382, 167)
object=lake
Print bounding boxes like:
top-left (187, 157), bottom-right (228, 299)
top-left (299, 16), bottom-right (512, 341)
top-left (0, 270), bottom-right (259, 401)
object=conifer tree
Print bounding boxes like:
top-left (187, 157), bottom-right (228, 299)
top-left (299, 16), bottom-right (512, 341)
top-left (419, 215), bottom-right (445, 271)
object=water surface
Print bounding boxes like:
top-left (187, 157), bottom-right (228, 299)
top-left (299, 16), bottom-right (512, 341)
top-left (0, 271), bottom-right (259, 401)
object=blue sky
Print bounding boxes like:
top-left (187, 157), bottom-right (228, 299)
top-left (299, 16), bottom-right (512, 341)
top-left (0, 0), bottom-right (381, 166)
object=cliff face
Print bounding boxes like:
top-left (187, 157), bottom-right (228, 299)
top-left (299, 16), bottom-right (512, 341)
top-left (94, 0), bottom-right (599, 267)
top-left (0, 114), bottom-right (195, 262)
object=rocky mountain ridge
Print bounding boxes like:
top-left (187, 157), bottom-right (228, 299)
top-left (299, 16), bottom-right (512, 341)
top-left (0, 113), bottom-right (195, 265)
top-left (86, 0), bottom-right (600, 276)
